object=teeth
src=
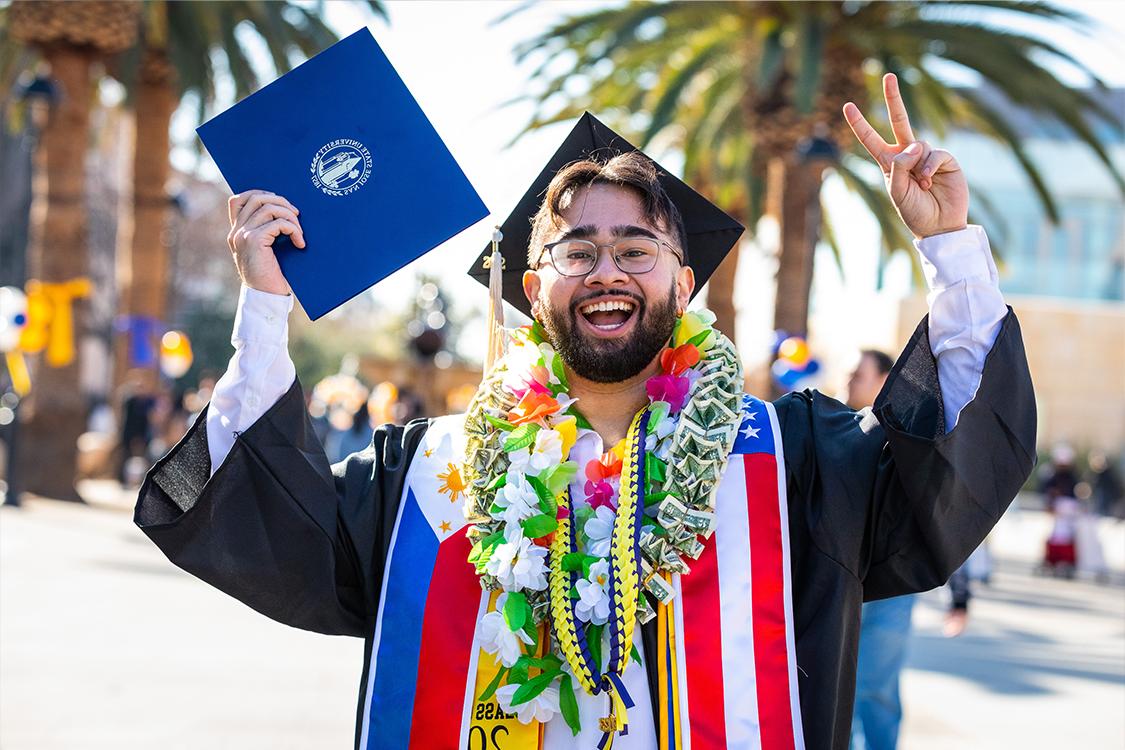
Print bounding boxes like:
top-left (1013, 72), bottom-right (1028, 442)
top-left (580, 300), bottom-right (635, 315)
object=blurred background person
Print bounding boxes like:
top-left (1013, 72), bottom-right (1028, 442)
top-left (1088, 450), bottom-right (1123, 519)
top-left (116, 369), bottom-right (157, 488)
top-left (1041, 444), bottom-right (1081, 577)
top-left (847, 349), bottom-right (915, 750)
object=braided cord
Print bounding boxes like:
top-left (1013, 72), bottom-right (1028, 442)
top-left (548, 502), bottom-right (600, 694)
top-left (608, 408), bottom-right (648, 673)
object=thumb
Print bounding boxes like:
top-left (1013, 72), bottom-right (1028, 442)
top-left (890, 142), bottom-right (923, 203)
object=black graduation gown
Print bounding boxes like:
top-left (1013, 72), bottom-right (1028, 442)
top-left (135, 310), bottom-right (1035, 750)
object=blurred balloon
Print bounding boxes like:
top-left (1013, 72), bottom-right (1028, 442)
top-left (0, 287), bottom-right (28, 352)
top-left (160, 331), bottom-right (194, 379)
top-left (0, 287), bottom-right (31, 395)
top-left (778, 336), bottom-right (810, 367)
top-left (771, 334), bottom-right (821, 392)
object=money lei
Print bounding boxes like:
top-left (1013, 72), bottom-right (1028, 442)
top-left (460, 311), bottom-right (744, 738)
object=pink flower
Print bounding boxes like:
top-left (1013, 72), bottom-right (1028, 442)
top-left (526, 378), bottom-right (551, 395)
top-left (584, 480), bottom-right (616, 510)
top-left (646, 373), bottom-right (690, 412)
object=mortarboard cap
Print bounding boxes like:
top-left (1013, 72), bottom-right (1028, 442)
top-left (468, 112), bottom-right (743, 318)
top-left (198, 29), bottom-right (488, 320)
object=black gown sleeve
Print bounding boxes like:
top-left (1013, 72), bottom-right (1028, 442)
top-left (133, 378), bottom-right (429, 637)
top-left (775, 308), bottom-right (1036, 602)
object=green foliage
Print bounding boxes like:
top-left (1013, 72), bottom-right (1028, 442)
top-left (508, 0), bottom-right (1124, 278)
top-left (520, 513), bottom-right (558, 539)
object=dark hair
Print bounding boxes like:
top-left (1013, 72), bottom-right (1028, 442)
top-left (528, 151), bottom-right (688, 267)
top-left (861, 349), bottom-right (894, 376)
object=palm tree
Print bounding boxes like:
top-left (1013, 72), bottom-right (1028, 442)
top-left (6, 1), bottom-right (140, 500)
top-left (110, 0), bottom-right (386, 387)
top-left (511, 1), bottom-right (1124, 347)
top-left (2, 1), bottom-right (385, 498)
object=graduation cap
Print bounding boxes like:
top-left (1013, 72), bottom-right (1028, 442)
top-left (468, 113), bottom-right (744, 320)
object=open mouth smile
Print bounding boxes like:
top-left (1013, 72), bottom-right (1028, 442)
top-left (577, 298), bottom-right (639, 333)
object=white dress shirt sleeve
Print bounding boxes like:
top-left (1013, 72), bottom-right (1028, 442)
top-left (205, 284), bottom-right (297, 476)
top-left (915, 224), bottom-right (1008, 433)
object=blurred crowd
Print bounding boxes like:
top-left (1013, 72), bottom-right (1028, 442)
top-left (106, 362), bottom-right (485, 487)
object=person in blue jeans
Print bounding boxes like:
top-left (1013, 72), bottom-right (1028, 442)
top-left (851, 595), bottom-right (916, 750)
top-left (846, 350), bottom-right (916, 750)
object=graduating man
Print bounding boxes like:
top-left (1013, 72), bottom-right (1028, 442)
top-left (136, 75), bottom-right (1035, 749)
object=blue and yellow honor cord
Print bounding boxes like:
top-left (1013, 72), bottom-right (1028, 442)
top-left (549, 408), bottom-right (650, 748)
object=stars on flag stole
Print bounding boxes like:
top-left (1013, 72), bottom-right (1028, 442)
top-left (357, 395), bottom-right (804, 749)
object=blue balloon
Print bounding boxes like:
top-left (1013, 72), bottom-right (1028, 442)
top-left (771, 359), bottom-right (804, 390)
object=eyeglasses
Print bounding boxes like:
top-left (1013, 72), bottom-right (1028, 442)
top-left (536, 236), bottom-right (684, 277)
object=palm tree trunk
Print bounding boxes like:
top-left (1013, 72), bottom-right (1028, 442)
top-left (20, 45), bottom-right (95, 501)
top-left (769, 154), bottom-right (827, 398)
top-left (706, 245), bottom-right (740, 345)
top-left (772, 154), bottom-right (827, 338)
top-left (114, 47), bottom-right (175, 387)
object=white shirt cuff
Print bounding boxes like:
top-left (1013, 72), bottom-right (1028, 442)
top-left (232, 284), bottom-right (294, 346)
top-left (914, 225), bottom-right (998, 291)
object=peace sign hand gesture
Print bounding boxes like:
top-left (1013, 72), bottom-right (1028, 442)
top-left (843, 73), bottom-right (969, 240)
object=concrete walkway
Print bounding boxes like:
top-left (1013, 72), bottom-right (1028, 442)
top-left (2, 488), bottom-right (1122, 749)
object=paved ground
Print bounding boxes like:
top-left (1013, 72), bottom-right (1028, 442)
top-left (2, 485), bottom-right (1122, 749)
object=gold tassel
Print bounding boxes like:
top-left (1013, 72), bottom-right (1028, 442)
top-left (483, 226), bottom-right (506, 373)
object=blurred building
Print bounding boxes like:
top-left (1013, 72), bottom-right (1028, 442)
top-left (898, 86), bottom-right (1125, 458)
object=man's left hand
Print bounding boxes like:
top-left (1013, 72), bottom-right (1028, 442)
top-left (843, 73), bottom-right (969, 240)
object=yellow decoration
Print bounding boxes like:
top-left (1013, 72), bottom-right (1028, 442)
top-left (4, 351), bottom-right (30, 396)
top-left (555, 415), bottom-right (577, 461)
top-left (19, 278), bottom-right (93, 367)
top-left (437, 463), bottom-right (468, 503)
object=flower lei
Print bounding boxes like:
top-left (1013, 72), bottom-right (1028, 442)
top-left (461, 310), bottom-right (744, 740)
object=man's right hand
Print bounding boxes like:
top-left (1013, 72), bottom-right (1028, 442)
top-left (227, 190), bottom-right (306, 296)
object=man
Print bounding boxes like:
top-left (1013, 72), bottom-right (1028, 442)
top-left (845, 349), bottom-right (914, 750)
top-left (136, 76), bottom-right (1035, 749)
top-left (845, 350), bottom-right (894, 416)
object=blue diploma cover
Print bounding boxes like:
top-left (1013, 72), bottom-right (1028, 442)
top-left (197, 28), bottom-right (488, 319)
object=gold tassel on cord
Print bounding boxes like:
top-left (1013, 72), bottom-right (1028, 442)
top-left (483, 226), bottom-right (506, 373)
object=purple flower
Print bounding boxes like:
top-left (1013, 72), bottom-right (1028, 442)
top-left (646, 373), bottom-right (690, 412)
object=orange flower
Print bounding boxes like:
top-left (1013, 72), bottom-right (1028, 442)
top-left (508, 389), bottom-right (562, 426)
top-left (586, 449), bottom-right (624, 481)
top-left (660, 343), bottom-right (701, 376)
top-left (531, 531), bottom-right (557, 548)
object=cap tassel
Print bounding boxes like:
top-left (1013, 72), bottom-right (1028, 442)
top-left (483, 226), bottom-right (506, 373)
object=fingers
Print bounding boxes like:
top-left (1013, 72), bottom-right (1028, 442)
top-left (843, 102), bottom-right (891, 170)
top-left (889, 142), bottom-right (924, 204)
top-left (914, 141), bottom-right (933, 190)
top-left (228, 190), bottom-right (299, 227)
top-left (245, 202), bottom-right (301, 233)
top-left (257, 218), bottom-right (305, 248)
top-left (883, 73), bottom-right (915, 145)
top-left (920, 148), bottom-right (958, 183)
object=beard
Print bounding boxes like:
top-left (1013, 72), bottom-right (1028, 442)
top-left (538, 284), bottom-right (679, 383)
